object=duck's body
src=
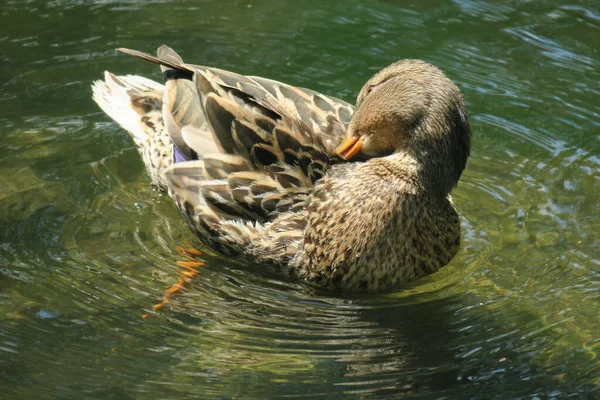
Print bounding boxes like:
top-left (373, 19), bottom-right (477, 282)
top-left (92, 46), bottom-right (470, 291)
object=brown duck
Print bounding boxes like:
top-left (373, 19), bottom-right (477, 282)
top-left (92, 45), bottom-right (471, 291)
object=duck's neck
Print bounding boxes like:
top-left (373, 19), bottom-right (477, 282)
top-left (382, 150), bottom-right (450, 198)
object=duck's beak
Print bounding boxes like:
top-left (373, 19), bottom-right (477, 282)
top-left (336, 136), bottom-right (363, 160)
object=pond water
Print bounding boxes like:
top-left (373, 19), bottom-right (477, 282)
top-left (1, 0), bottom-right (599, 398)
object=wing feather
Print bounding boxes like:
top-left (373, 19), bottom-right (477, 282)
top-left (118, 46), bottom-right (356, 247)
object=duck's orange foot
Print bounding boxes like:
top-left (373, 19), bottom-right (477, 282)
top-left (144, 240), bottom-right (206, 317)
top-left (176, 239), bottom-right (203, 257)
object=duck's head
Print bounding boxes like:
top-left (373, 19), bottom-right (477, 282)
top-left (337, 60), bottom-right (471, 195)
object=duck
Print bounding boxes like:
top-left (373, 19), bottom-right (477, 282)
top-left (92, 45), bottom-right (471, 291)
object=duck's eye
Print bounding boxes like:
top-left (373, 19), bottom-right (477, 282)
top-left (357, 84), bottom-right (377, 106)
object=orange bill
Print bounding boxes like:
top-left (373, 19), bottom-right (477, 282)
top-left (336, 137), bottom-right (363, 160)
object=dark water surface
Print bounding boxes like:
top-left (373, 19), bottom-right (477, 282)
top-left (1, 0), bottom-right (599, 398)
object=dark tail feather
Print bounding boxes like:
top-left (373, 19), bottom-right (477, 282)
top-left (118, 47), bottom-right (191, 76)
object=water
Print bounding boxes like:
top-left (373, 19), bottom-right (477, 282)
top-left (1, 0), bottom-right (599, 398)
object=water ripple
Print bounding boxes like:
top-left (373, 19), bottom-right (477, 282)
top-left (504, 26), bottom-right (597, 71)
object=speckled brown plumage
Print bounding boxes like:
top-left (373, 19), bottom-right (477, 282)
top-left (92, 45), bottom-right (471, 291)
top-left (92, 73), bottom-right (173, 187)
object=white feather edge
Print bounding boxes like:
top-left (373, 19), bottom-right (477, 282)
top-left (91, 72), bottom-right (164, 143)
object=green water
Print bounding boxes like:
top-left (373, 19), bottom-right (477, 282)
top-left (1, 0), bottom-right (599, 398)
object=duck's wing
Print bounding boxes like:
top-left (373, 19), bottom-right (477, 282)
top-left (120, 46), bottom-right (355, 227)
top-left (120, 46), bottom-right (354, 156)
